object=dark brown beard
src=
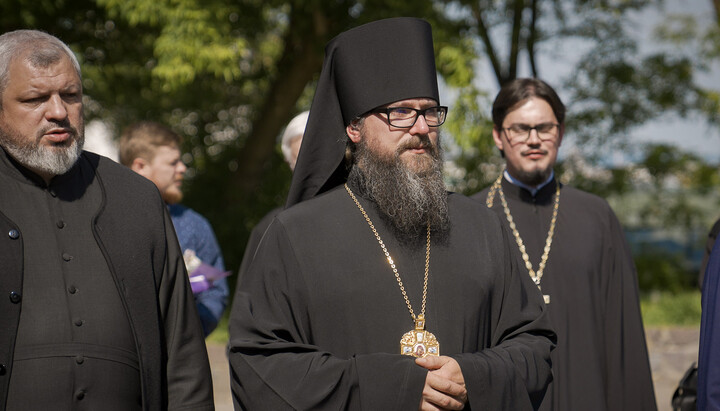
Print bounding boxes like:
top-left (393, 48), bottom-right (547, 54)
top-left (514, 167), bottom-right (552, 187)
top-left (347, 134), bottom-right (450, 246)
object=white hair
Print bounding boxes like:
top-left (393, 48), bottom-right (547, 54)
top-left (280, 111), bottom-right (309, 165)
top-left (0, 30), bottom-right (81, 108)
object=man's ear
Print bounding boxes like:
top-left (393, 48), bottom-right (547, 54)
top-left (346, 120), bottom-right (362, 143)
top-left (492, 127), bottom-right (504, 151)
top-left (130, 157), bottom-right (151, 177)
top-left (556, 123), bottom-right (565, 148)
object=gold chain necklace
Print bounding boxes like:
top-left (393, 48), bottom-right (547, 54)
top-left (486, 174), bottom-right (560, 304)
top-left (344, 183), bottom-right (439, 357)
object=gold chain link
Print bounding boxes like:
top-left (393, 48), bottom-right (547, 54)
top-left (345, 184), bottom-right (430, 320)
top-left (487, 174), bottom-right (560, 288)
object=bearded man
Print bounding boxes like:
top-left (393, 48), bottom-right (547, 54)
top-left (472, 78), bottom-right (656, 410)
top-left (228, 18), bottom-right (555, 411)
top-left (0, 30), bottom-right (213, 409)
top-left (119, 121), bottom-right (230, 337)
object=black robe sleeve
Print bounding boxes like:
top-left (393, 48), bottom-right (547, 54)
top-left (454, 222), bottom-right (556, 410)
top-left (159, 209), bottom-right (215, 410)
top-left (601, 207), bottom-right (657, 410)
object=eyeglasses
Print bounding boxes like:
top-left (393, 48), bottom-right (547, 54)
top-left (502, 122), bottom-right (559, 144)
top-left (370, 106), bottom-right (448, 128)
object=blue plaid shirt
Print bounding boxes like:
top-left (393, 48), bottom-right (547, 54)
top-left (169, 204), bottom-right (229, 337)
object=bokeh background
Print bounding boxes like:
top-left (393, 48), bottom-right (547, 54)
top-left (3, 1), bottom-right (718, 408)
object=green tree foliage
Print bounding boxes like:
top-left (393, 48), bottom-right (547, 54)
top-left (1, 0), bottom-right (717, 290)
top-left (0, 0), bottom-right (474, 274)
top-left (569, 143), bottom-right (720, 291)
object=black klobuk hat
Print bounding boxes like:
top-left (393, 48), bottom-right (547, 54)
top-left (286, 17), bottom-right (440, 207)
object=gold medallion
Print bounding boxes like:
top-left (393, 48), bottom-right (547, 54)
top-left (400, 315), bottom-right (439, 357)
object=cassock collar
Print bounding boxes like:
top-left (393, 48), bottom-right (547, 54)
top-left (503, 169), bottom-right (554, 196)
top-left (501, 171), bottom-right (559, 205)
top-left (0, 146), bottom-right (87, 195)
top-left (0, 146), bottom-right (48, 187)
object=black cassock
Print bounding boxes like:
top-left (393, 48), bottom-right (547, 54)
top-left (473, 177), bottom-right (657, 411)
top-left (229, 184), bottom-right (556, 410)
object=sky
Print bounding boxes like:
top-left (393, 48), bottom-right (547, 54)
top-left (622, 0), bottom-right (720, 164)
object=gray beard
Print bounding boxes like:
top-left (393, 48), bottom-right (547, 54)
top-left (347, 136), bottom-right (450, 246)
top-left (0, 122), bottom-right (84, 178)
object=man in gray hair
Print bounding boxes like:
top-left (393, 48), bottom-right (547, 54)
top-left (236, 110), bottom-right (309, 284)
top-left (0, 29), bottom-right (213, 410)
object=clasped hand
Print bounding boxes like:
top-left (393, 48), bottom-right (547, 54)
top-left (416, 355), bottom-right (467, 410)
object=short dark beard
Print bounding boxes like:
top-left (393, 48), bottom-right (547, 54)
top-left (347, 133), bottom-right (450, 246)
top-left (514, 167), bottom-right (552, 187)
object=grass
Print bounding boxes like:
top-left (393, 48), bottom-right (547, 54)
top-left (640, 290), bottom-right (702, 327)
top-left (207, 314), bottom-right (230, 344)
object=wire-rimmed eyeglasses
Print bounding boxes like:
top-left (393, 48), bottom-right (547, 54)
top-left (502, 122), bottom-right (560, 144)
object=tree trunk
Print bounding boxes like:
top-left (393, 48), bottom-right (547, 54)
top-left (229, 13), bottom-right (330, 200)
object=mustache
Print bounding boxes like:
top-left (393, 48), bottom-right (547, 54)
top-left (521, 148), bottom-right (548, 156)
top-left (396, 136), bottom-right (438, 157)
top-left (36, 120), bottom-right (78, 143)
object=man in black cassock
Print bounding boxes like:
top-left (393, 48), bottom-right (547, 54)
top-left (0, 30), bottom-right (214, 410)
top-left (236, 111), bottom-right (308, 285)
top-left (472, 78), bottom-right (656, 410)
top-left (228, 18), bottom-right (555, 410)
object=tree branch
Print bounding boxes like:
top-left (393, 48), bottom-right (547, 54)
top-left (471, 2), bottom-right (505, 87)
top-left (508, 0), bottom-right (524, 83)
top-left (527, 0), bottom-right (539, 77)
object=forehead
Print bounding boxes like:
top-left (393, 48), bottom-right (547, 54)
top-left (386, 97), bottom-right (438, 107)
top-left (151, 145), bottom-right (182, 161)
top-left (6, 53), bottom-right (81, 92)
top-left (503, 97), bottom-right (556, 124)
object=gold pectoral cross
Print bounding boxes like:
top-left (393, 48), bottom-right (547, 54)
top-left (400, 315), bottom-right (439, 358)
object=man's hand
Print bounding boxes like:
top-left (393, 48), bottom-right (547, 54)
top-left (416, 355), bottom-right (468, 410)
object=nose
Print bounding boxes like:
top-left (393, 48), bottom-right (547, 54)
top-left (409, 113), bottom-right (430, 135)
top-left (44, 94), bottom-right (68, 121)
top-left (177, 161), bottom-right (187, 174)
top-left (526, 128), bottom-right (542, 145)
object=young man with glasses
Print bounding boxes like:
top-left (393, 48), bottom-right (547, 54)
top-left (472, 78), bottom-right (657, 410)
top-left (229, 18), bottom-right (555, 410)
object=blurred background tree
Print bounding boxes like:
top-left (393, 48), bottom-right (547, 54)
top-left (1, 0), bottom-right (718, 295)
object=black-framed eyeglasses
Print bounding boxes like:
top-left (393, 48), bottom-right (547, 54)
top-left (502, 122), bottom-right (560, 144)
top-left (370, 106), bottom-right (448, 128)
